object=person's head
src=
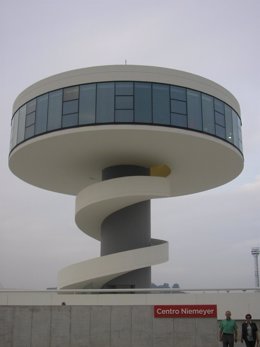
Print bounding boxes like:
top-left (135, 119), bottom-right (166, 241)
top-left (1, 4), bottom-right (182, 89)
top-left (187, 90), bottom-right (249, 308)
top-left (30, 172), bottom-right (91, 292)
top-left (245, 314), bottom-right (252, 321)
top-left (225, 310), bottom-right (232, 319)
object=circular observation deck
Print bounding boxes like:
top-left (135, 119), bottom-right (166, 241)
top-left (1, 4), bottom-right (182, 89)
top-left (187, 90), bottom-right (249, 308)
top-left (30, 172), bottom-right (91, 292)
top-left (9, 65), bottom-right (244, 289)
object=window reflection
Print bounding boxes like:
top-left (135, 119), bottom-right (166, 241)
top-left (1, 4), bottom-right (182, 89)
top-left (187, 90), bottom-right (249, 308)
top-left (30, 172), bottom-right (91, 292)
top-left (171, 113), bottom-right (187, 127)
top-left (63, 100), bottom-right (78, 115)
top-left (10, 111), bottom-right (19, 149)
top-left (153, 84), bottom-right (170, 125)
top-left (10, 81), bottom-right (242, 153)
top-left (187, 90), bottom-right (202, 131)
top-left (96, 83), bottom-right (114, 123)
top-left (62, 113), bottom-right (78, 128)
top-left (225, 105), bottom-right (233, 143)
top-left (216, 125), bottom-right (226, 139)
top-left (17, 105), bottom-right (26, 144)
top-left (115, 110), bottom-right (133, 122)
top-left (63, 86), bottom-right (79, 101)
top-left (24, 125), bottom-right (35, 139)
top-left (26, 99), bottom-right (36, 114)
top-left (79, 84), bottom-right (96, 125)
top-left (214, 99), bottom-right (225, 114)
top-left (215, 112), bottom-right (225, 127)
top-left (35, 94), bottom-right (48, 135)
top-left (171, 100), bottom-right (186, 114)
top-left (48, 90), bottom-right (62, 131)
top-left (202, 94), bottom-right (215, 135)
top-left (25, 112), bottom-right (36, 127)
top-left (115, 82), bottom-right (133, 95)
top-left (232, 110), bottom-right (240, 149)
top-left (115, 96), bottom-right (133, 110)
top-left (135, 82), bottom-right (152, 123)
top-left (171, 86), bottom-right (186, 101)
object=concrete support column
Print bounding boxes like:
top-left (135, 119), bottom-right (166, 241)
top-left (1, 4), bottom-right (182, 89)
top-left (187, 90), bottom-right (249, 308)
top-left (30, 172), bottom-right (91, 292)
top-left (101, 165), bottom-right (151, 288)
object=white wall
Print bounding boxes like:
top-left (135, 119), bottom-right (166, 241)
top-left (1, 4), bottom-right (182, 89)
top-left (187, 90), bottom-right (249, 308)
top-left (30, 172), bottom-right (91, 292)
top-left (0, 289), bottom-right (259, 320)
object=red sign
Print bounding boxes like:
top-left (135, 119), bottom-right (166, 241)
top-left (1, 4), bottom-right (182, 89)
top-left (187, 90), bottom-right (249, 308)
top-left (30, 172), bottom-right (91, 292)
top-left (154, 305), bottom-right (217, 318)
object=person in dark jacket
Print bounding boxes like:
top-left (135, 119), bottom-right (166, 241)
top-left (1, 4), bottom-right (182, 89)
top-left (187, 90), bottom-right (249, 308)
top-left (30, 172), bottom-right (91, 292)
top-left (241, 314), bottom-right (259, 347)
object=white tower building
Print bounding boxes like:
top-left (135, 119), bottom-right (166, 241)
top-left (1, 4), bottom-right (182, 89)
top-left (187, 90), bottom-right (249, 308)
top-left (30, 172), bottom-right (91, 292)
top-left (9, 65), bottom-right (244, 289)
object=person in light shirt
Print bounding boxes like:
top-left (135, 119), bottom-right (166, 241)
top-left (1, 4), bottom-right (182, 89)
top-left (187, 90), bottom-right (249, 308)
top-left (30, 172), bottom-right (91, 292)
top-left (219, 310), bottom-right (238, 347)
top-left (241, 314), bottom-right (259, 347)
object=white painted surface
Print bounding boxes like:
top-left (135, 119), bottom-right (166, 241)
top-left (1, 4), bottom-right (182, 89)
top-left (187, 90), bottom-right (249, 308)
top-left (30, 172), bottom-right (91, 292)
top-left (58, 241), bottom-right (168, 289)
top-left (75, 176), bottom-right (171, 239)
top-left (0, 290), bottom-right (259, 320)
top-left (13, 65), bottom-right (240, 114)
top-left (9, 125), bottom-right (243, 196)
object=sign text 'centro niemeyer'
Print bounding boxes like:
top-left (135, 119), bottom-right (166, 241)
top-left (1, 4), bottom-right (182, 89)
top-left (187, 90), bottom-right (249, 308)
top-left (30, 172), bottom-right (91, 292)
top-left (154, 305), bottom-right (217, 318)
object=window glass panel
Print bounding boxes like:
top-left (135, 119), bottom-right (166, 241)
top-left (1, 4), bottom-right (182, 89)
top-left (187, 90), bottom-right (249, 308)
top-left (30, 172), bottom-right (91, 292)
top-left (237, 118), bottom-right (243, 151)
top-left (115, 110), bottom-right (133, 122)
top-left (17, 105), bottom-right (26, 144)
top-left (232, 110), bottom-right (239, 148)
top-left (10, 118), bottom-right (14, 150)
top-left (25, 112), bottom-right (36, 127)
top-left (35, 94), bottom-right (48, 135)
top-left (170, 86), bottom-right (186, 101)
top-left (47, 90), bottom-right (62, 131)
top-left (79, 84), bottom-right (96, 125)
top-left (215, 111), bottom-right (225, 126)
top-left (26, 99), bottom-right (36, 114)
top-left (214, 98), bottom-right (225, 114)
top-left (63, 86), bottom-right (79, 101)
top-left (96, 83), bottom-right (114, 123)
top-left (115, 82), bottom-right (133, 95)
top-left (24, 125), bottom-right (35, 139)
top-left (202, 94), bottom-right (215, 134)
top-left (215, 125), bottom-right (226, 139)
top-left (62, 113), bottom-right (78, 128)
top-left (115, 96), bottom-right (133, 109)
top-left (135, 82), bottom-right (152, 123)
top-left (171, 113), bottom-right (188, 127)
top-left (10, 111), bottom-right (19, 149)
top-left (152, 84), bottom-right (170, 125)
top-left (63, 100), bottom-right (78, 115)
top-left (225, 105), bottom-right (233, 143)
top-left (171, 100), bottom-right (186, 114)
top-left (187, 90), bottom-right (202, 130)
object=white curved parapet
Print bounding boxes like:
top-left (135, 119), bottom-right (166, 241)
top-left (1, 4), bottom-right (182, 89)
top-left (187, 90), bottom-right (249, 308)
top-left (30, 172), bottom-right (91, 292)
top-left (75, 176), bottom-right (171, 239)
top-left (58, 239), bottom-right (168, 289)
top-left (9, 65), bottom-right (244, 290)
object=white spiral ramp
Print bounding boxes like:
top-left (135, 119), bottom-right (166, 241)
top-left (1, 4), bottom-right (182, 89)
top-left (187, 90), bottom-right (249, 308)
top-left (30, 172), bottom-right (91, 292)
top-left (58, 175), bottom-right (170, 289)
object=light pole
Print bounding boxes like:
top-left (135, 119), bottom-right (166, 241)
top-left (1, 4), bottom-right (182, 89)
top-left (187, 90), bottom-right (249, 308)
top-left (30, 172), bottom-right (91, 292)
top-left (251, 247), bottom-right (260, 287)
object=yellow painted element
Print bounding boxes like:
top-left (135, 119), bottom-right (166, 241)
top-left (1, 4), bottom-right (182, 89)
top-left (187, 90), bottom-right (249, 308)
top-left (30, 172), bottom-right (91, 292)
top-left (150, 165), bottom-right (171, 177)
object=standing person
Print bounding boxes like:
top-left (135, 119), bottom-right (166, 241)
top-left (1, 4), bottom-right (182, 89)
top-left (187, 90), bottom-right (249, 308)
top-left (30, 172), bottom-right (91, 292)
top-left (219, 310), bottom-right (238, 347)
top-left (241, 314), bottom-right (259, 347)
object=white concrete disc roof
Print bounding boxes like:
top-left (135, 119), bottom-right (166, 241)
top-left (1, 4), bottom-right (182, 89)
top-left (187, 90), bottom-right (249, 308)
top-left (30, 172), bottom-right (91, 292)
top-left (9, 124), bottom-right (243, 196)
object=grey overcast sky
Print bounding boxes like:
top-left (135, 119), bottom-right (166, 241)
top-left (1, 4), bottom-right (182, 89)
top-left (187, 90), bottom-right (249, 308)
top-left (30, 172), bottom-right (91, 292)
top-left (0, 0), bottom-right (259, 290)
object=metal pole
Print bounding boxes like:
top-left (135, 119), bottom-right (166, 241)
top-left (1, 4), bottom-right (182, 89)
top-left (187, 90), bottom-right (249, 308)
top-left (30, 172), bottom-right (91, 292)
top-left (251, 248), bottom-right (260, 287)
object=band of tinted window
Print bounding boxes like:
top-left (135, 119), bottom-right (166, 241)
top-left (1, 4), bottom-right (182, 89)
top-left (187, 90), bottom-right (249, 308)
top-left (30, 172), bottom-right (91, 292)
top-left (10, 81), bottom-right (243, 153)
